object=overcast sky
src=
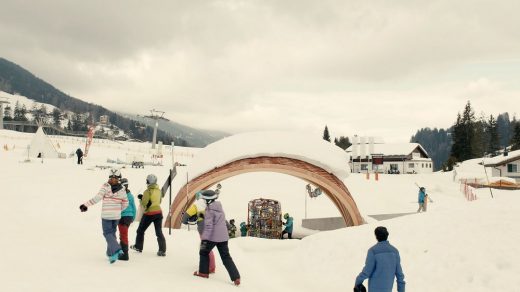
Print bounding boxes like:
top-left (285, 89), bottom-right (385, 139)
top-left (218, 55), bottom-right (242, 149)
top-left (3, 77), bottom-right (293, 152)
top-left (1, 0), bottom-right (519, 142)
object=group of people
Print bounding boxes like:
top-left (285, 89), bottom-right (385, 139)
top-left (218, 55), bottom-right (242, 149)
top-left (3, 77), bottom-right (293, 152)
top-left (79, 169), bottom-right (166, 264)
top-left (79, 167), bottom-right (411, 289)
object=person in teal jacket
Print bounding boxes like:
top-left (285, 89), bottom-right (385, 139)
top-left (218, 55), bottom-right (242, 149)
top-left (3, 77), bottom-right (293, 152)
top-left (240, 222), bottom-right (248, 237)
top-left (118, 178), bottom-right (136, 260)
top-left (281, 213), bottom-right (293, 239)
top-left (417, 187), bottom-right (426, 213)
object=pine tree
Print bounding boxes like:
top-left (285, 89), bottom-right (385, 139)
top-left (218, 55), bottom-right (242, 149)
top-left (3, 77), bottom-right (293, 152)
top-left (511, 121), bottom-right (520, 151)
top-left (487, 114), bottom-right (500, 155)
top-left (334, 136), bottom-right (352, 150)
top-left (3, 105), bottom-right (12, 121)
top-left (461, 101), bottom-right (476, 161)
top-left (450, 113), bottom-right (463, 161)
top-left (51, 108), bottom-right (62, 128)
top-left (323, 125), bottom-right (331, 142)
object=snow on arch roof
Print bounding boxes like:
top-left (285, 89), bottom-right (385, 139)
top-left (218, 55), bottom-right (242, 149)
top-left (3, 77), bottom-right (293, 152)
top-left (185, 131), bottom-right (350, 180)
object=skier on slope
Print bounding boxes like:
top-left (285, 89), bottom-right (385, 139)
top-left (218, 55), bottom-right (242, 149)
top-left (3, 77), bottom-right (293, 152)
top-left (193, 190), bottom-right (241, 286)
top-left (181, 190), bottom-right (216, 274)
top-left (240, 222), bottom-right (248, 237)
top-left (281, 213), bottom-right (294, 239)
top-left (130, 174), bottom-right (167, 256)
top-left (79, 168), bottom-right (128, 264)
top-left (227, 219), bottom-right (237, 238)
top-left (117, 178), bottom-right (136, 261)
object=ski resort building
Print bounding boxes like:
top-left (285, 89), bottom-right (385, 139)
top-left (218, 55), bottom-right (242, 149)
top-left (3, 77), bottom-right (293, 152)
top-left (346, 137), bottom-right (433, 174)
top-left (483, 150), bottom-right (520, 182)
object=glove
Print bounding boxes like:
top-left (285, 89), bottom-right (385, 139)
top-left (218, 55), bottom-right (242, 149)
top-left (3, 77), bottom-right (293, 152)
top-left (79, 204), bottom-right (88, 212)
top-left (137, 194), bottom-right (143, 200)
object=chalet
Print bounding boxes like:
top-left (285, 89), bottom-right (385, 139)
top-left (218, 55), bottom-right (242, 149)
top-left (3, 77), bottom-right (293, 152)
top-left (483, 149), bottom-right (520, 182)
top-left (346, 142), bottom-right (433, 174)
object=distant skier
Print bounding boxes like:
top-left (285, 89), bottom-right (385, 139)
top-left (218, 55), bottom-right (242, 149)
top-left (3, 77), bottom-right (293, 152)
top-left (79, 168), bottom-right (128, 264)
top-left (75, 148), bottom-right (83, 164)
top-left (281, 213), bottom-right (293, 239)
top-left (227, 219), bottom-right (237, 238)
top-left (130, 174), bottom-right (167, 256)
top-left (417, 187), bottom-right (427, 212)
top-left (181, 190), bottom-right (216, 274)
top-left (240, 222), bottom-right (248, 237)
top-left (193, 190), bottom-right (241, 286)
top-left (354, 226), bottom-right (406, 292)
top-left (117, 178), bottom-right (136, 261)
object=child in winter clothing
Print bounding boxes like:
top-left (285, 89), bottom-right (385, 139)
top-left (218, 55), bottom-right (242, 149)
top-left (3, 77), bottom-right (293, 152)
top-left (117, 178), bottom-right (136, 261)
top-left (227, 219), bottom-right (237, 238)
top-left (79, 168), bottom-right (129, 264)
top-left (240, 222), bottom-right (248, 237)
top-left (193, 190), bottom-right (241, 286)
top-left (281, 213), bottom-right (293, 239)
top-left (131, 174), bottom-right (166, 256)
top-left (181, 191), bottom-right (216, 273)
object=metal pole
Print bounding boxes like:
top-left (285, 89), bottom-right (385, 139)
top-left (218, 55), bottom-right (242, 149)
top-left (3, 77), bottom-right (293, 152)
top-left (483, 161), bottom-right (494, 198)
top-left (305, 187), bottom-right (307, 219)
top-left (169, 142), bottom-right (174, 235)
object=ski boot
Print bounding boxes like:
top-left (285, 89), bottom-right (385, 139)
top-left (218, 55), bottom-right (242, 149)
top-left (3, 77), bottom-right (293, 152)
top-left (108, 250), bottom-right (124, 264)
top-left (157, 250), bottom-right (166, 257)
top-left (193, 271), bottom-right (209, 278)
top-left (130, 245), bottom-right (142, 252)
top-left (119, 243), bottom-right (129, 261)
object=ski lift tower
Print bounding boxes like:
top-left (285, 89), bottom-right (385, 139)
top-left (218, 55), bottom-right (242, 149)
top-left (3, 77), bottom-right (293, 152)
top-left (0, 96), bottom-right (9, 130)
top-left (143, 109), bottom-right (169, 149)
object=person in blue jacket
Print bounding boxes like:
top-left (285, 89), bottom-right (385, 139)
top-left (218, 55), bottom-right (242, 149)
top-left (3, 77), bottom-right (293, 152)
top-left (417, 187), bottom-right (426, 213)
top-left (117, 178), bottom-right (136, 261)
top-left (355, 226), bottom-right (405, 292)
top-left (281, 213), bottom-right (293, 239)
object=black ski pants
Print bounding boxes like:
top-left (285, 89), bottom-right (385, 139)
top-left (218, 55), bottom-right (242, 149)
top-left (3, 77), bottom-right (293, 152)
top-left (134, 213), bottom-right (166, 252)
top-left (199, 240), bottom-right (240, 281)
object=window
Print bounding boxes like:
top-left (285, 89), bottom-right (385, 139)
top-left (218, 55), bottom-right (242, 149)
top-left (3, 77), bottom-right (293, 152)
top-left (507, 164), bottom-right (518, 173)
top-left (408, 163), bottom-right (415, 168)
top-left (390, 164), bottom-right (398, 170)
top-left (422, 163), bottom-right (424, 168)
top-left (429, 163), bottom-right (432, 168)
top-left (361, 164), bottom-right (368, 171)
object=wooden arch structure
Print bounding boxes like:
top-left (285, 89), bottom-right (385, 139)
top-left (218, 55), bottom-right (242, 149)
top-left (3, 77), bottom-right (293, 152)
top-left (165, 156), bottom-right (364, 229)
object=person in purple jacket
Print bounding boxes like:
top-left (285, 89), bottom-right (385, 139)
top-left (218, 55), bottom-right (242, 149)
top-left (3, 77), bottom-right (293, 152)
top-left (193, 190), bottom-right (241, 286)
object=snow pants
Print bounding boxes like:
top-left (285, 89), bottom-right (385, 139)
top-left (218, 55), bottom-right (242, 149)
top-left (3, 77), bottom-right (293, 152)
top-left (199, 240), bottom-right (240, 281)
top-left (118, 216), bottom-right (133, 254)
top-left (134, 213), bottom-right (166, 252)
top-left (197, 221), bottom-right (216, 272)
top-left (417, 203), bottom-right (426, 212)
top-left (102, 219), bottom-right (121, 256)
top-left (281, 229), bottom-right (292, 239)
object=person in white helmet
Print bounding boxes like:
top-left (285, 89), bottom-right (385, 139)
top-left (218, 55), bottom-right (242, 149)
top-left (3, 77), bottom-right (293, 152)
top-left (130, 174), bottom-right (166, 256)
top-left (79, 168), bottom-right (128, 264)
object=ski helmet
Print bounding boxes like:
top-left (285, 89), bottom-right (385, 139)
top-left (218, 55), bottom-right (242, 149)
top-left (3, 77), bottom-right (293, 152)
top-left (284, 213), bottom-right (289, 219)
top-left (146, 174), bottom-right (157, 185)
top-left (200, 189), bottom-right (218, 201)
top-left (109, 168), bottom-right (121, 178)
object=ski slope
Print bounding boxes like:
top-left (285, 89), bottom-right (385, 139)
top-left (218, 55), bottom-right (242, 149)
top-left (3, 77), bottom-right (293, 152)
top-left (1, 129), bottom-right (519, 291)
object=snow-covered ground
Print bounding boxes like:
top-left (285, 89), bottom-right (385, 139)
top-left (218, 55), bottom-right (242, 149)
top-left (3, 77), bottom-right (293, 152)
top-left (1, 129), bottom-right (519, 291)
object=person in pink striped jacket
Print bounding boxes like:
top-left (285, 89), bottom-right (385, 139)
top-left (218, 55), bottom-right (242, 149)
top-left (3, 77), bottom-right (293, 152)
top-left (79, 168), bottom-right (129, 264)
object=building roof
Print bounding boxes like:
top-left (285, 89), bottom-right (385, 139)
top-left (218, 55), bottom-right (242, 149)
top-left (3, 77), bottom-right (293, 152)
top-left (346, 143), bottom-right (430, 158)
top-left (483, 150), bottom-right (520, 167)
